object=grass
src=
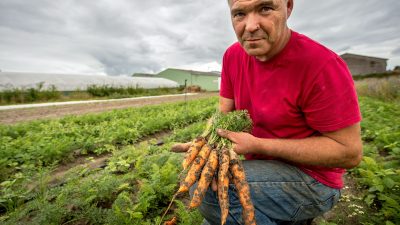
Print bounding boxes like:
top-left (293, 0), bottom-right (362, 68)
top-left (0, 85), bottom-right (184, 105)
top-left (355, 74), bottom-right (400, 102)
top-left (352, 71), bottom-right (400, 81)
top-left (0, 83), bottom-right (61, 105)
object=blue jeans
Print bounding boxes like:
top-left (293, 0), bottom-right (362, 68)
top-left (190, 160), bottom-right (341, 225)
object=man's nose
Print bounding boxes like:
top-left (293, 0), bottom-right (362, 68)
top-left (245, 13), bottom-right (260, 33)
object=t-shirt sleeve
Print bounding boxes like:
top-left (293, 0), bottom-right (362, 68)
top-left (220, 50), bottom-right (234, 99)
top-left (301, 56), bottom-right (362, 132)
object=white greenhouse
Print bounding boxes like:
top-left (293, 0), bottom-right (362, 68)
top-left (0, 72), bottom-right (179, 91)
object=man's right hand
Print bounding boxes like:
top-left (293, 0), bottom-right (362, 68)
top-left (170, 142), bottom-right (191, 153)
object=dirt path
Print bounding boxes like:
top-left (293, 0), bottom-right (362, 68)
top-left (0, 92), bottom-right (218, 125)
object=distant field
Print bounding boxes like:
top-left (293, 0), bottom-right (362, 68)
top-left (0, 85), bottom-right (184, 105)
top-left (0, 92), bottom-right (218, 124)
top-left (355, 74), bottom-right (400, 102)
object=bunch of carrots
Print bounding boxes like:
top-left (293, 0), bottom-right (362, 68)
top-left (163, 110), bottom-right (256, 225)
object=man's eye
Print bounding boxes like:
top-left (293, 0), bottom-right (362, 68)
top-left (260, 6), bottom-right (272, 13)
top-left (233, 12), bottom-right (245, 18)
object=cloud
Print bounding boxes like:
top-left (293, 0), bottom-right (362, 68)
top-left (392, 47), bottom-right (400, 56)
top-left (289, 0), bottom-right (400, 68)
top-left (0, 0), bottom-right (235, 75)
top-left (0, 0), bottom-right (399, 75)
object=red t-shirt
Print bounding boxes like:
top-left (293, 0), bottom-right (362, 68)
top-left (220, 31), bottom-right (361, 189)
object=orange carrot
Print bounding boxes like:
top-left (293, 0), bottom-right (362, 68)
top-left (189, 148), bottom-right (219, 209)
top-left (171, 142), bottom-right (191, 153)
top-left (178, 144), bottom-right (212, 193)
top-left (182, 137), bottom-right (206, 170)
top-left (229, 149), bottom-right (256, 225)
top-left (218, 147), bottom-right (230, 225)
top-left (164, 216), bottom-right (177, 225)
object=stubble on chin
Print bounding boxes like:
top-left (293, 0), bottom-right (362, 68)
top-left (240, 33), bottom-right (273, 52)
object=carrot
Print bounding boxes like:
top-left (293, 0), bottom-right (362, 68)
top-left (171, 111), bottom-right (255, 224)
top-left (164, 216), bottom-right (177, 225)
top-left (171, 142), bottom-right (191, 153)
top-left (229, 149), bottom-right (256, 225)
top-left (231, 176), bottom-right (256, 225)
top-left (182, 137), bottom-right (206, 170)
top-left (178, 144), bottom-right (212, 193)
top-left (218, 147), bottom-right (230, 225)
top-left (189, 148), bottom-right (219, 209)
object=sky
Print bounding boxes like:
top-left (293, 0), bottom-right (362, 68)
top-left (0, 0), bottom-right (399, 76)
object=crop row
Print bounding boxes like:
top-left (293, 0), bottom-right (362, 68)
top-left (1, 120), bottom-right (208, 224)
top-left (0, 97), bottom-right (218, 183)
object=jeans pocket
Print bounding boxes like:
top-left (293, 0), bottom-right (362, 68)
top-left (290, 188), bottom-right (340, 221)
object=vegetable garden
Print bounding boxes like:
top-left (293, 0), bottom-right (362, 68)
top-left (0, 94), bottom-right (399, 225)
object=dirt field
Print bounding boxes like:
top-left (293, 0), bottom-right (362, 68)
top-left (0, 92), bottom-right (218, 125)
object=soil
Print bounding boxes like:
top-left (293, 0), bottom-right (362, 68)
top-left (313, 173), bottom-right (367, 225)
top-left (0, 92), bottom-right (218, 125)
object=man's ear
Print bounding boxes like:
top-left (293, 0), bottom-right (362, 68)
top-left (286, 0), bottom-right (294, 18)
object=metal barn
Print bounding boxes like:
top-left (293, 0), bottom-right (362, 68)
top-left (340, 53), bottom-right (388, 76)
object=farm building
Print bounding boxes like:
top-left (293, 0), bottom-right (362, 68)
top-left (340, 53), bottom-right (388, 76)
top-left (0, 71), bottom-right (179, 91)
top-left (157, 68), bottom-right (221, 91)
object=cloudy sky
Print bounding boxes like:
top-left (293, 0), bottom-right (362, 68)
top-left (0, 0), bottom-right (399, 76)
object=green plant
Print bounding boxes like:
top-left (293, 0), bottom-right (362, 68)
top-left (0, 97), bottom-right (218, 183)
top-left (0, 83), bottom-right (60, 105)
top-left (355, 76), bottom-right (400, 102)
top-left (174, 200), bottom-right (204, 225)
top-left (86, 84), bottom-right (181, 98)
top-left (355, 157), bottom-right (400, 224)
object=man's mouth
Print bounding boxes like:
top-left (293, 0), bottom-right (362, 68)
top-left (246, 39), bottom-right (262, 43)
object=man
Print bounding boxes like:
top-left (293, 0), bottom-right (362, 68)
top-left (175, 0), bottom-right (362, 224)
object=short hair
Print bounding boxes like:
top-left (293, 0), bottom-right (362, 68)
top-left (228, 0), bottom-right (289, 6)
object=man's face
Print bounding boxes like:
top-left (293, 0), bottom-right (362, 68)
top-left (229, 0), bottom-right (292, 61)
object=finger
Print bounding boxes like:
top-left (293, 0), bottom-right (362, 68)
top-left (232, 143), bottom-right (238, 152)
top-left (217, 129), bottom-right (234, 140)
top-left (170, 142), bottom-right (191, 153)
top-left (211, 177), bottom-right (218, 192)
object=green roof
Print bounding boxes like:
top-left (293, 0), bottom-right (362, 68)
top-left (159, 68), bottom-right (220, 77)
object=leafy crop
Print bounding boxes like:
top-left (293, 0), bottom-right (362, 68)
top-left (0, 97), bottom-right (217, 183)
top-left (1, 119), bottom-right (211, 224)
top-left (351, 97), bottom-right (400, 224)
top-left (0, 97), bottom-right (217, 219)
